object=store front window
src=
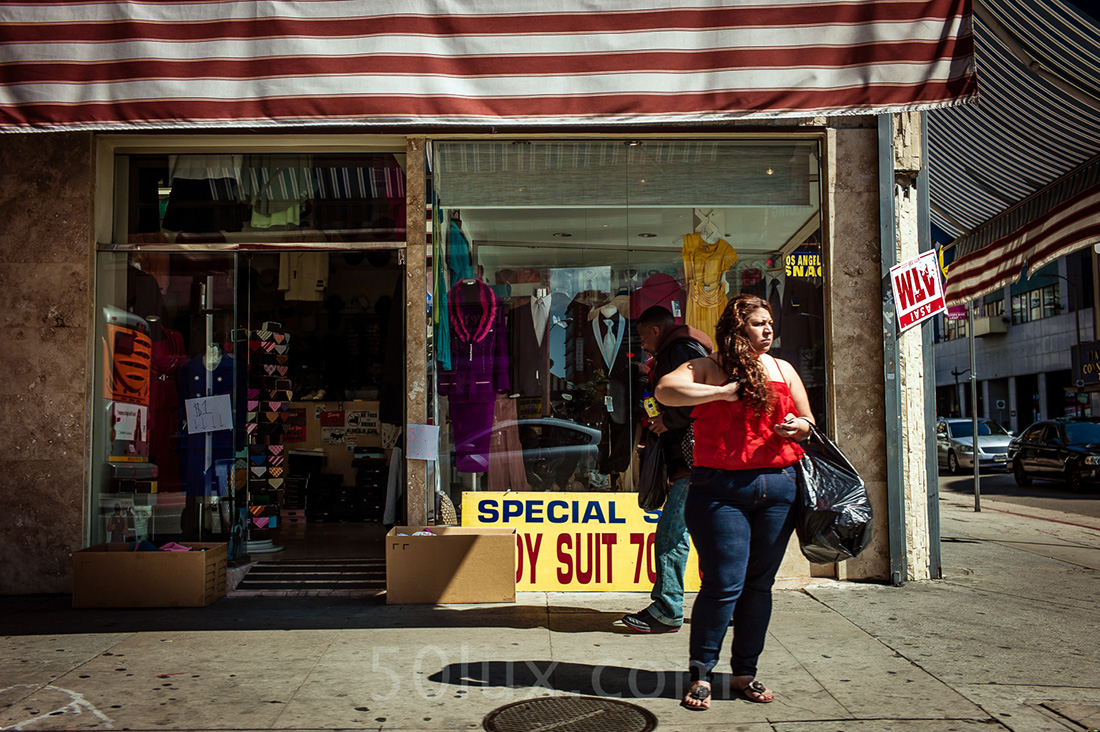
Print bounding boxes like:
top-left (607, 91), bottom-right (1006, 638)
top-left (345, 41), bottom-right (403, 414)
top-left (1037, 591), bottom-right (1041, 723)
top-left (90, 151), bottom-right (407, 557)
top-left (430, 139), bottom-right (826, 511)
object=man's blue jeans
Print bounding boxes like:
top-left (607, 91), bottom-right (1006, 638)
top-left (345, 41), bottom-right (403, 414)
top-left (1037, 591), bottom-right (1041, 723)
top-left (645, 475), bottom-right (690, 627)
top-left (684, 465), bottom-right (797, 683)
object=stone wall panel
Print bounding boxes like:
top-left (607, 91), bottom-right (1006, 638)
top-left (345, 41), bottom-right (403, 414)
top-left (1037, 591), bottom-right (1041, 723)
top-left (0, 132), bottom-right (93, 594)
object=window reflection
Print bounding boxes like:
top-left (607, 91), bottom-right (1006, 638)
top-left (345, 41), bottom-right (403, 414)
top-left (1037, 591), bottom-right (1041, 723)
top-left (127, 153), bottom-right (407, 244)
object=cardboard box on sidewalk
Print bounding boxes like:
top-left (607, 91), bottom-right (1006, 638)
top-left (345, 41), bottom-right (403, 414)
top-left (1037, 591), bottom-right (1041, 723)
top-left (72, 542), bottom-right (227, 608)
top-left (385, 527), bottom-right (516, 604)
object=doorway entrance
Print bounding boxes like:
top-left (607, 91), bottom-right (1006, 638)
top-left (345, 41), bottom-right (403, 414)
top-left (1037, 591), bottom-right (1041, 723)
top-left (239, 249), bottom-right (405, 561)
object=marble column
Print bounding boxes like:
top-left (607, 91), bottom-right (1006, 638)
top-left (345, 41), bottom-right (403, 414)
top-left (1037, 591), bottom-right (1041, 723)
top-left (404, 136), bottom-right (428, 526)
top-left (825, 118), bottom-right (892, 582)
top-left (1037, 372), bottom-right (1049, 421)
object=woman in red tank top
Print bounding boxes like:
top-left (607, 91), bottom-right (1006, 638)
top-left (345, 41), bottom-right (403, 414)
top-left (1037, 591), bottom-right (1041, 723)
top-left (656, 294), bottom-right (815, 710)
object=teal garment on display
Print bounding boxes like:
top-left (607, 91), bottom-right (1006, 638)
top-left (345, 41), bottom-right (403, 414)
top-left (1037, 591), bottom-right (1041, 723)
top-left (437, 287), bottom-right (452, 370)
top-left (448, 220), bottom-right (475, 283)
top-left (433, 204), bottom-right (451, 370)
top-left (436, 216), bottom-right (474, 372)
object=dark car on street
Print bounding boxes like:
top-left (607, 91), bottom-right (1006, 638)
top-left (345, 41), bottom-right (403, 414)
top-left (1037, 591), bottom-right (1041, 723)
top-left (1007, 418), bottom-right (1100, 491)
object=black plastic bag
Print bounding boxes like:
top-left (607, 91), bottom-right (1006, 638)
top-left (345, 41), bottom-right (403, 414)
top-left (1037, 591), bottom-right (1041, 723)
top-left (794, 424), bottom-right (873, 563)
top-left (637, 430), bottom-right (669, 511)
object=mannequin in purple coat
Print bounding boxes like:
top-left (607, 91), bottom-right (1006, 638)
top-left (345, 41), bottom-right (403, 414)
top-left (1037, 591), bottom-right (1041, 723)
top-left (439, 278), bottom-right (510, 473)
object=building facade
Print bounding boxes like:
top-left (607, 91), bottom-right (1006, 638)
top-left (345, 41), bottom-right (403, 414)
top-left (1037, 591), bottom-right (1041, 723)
top-left (936, 249), bottom-right (1099, 432)
top-left (0, 2), bottom-right (977, 595)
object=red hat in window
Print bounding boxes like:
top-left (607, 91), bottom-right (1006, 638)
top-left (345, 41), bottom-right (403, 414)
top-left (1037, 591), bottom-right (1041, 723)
top-left (629, 273), bottom-right (686, 322)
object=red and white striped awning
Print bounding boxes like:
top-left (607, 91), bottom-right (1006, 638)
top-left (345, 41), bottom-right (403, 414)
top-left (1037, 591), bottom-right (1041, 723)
top-left (0, 0), bottom-right (977, 131)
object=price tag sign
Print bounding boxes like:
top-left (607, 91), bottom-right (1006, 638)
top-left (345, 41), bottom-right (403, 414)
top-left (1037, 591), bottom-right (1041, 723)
top-left (890, 251), bottom-right (947, 332)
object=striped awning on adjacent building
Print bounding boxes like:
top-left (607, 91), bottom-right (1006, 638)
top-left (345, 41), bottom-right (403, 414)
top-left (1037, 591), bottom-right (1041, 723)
top-left (931, 0), bottom-right (1100, 305)
top-left (0, 0), bottom-right (977, 131)
top-left (929, 0), bottom-right (1100, 240)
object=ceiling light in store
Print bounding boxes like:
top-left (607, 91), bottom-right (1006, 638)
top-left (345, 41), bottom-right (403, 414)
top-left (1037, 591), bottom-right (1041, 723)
top-left (766, 168), bottom-right (775, 175)
top-left (624, 140), bottom-right (644, 146)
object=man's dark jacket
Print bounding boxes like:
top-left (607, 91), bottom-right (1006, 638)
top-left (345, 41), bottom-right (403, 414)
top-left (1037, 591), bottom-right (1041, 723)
top-left (650, 324), bottom-right (713, 478)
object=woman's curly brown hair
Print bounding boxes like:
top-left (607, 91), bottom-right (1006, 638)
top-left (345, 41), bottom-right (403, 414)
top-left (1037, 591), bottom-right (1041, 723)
top-left (713, 294), bottom-right (774, 414)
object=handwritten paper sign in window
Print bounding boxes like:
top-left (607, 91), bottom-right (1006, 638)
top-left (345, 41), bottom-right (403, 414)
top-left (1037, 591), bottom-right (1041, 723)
top-left (184, 394), bottom-right (233, 434)
top-left (406, 424), bottom-right (440, 460)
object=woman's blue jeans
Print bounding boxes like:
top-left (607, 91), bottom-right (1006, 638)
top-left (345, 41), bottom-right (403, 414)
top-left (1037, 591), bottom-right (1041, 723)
top-left (684, 465), bottom-right (797, 683)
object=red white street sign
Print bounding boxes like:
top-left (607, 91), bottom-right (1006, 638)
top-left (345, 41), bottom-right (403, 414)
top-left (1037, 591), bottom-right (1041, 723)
top-left (890, 251), bottom-right (947, 331)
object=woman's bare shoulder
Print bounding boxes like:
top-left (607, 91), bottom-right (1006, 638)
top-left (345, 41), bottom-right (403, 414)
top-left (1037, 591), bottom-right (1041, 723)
top-left (770, 355), bottom-right (803, 383)
top-left (769, 354), bottom-right (793, 372)
top-left (690, 354), bottom-right (727, 383)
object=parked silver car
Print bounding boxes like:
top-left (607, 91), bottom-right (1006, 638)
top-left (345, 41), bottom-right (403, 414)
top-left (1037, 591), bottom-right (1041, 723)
top-left (936, 418), bottom-right (1014, 474)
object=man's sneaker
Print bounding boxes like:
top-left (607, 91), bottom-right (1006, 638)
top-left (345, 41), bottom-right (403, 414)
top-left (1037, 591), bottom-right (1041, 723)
top-left (621, 611), bottom-right (680, 633)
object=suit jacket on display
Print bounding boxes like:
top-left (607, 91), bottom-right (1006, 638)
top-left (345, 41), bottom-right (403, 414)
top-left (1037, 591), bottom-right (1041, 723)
top-left (778, 276), bottom-right (822, 368)
top-left (179, 354), bottom-right (236, 497)
top-left (568, 298), bottom-right (631, 425)
top-left (508, 299), bottom-right (552, 405)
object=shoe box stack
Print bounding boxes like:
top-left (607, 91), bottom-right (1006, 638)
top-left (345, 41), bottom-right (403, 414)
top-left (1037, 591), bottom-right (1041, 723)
top-left (304, 473), bottom-right (344, 522)
top-left (353, 448), bottom-right (387, 522)
top-left (245, 322), bottom-right (292, 537)
top-left (285, 448), bottom-right (322, 520)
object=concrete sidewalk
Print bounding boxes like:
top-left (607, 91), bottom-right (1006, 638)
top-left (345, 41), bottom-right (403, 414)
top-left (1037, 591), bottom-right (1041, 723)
top-left (2, 494), bottom-right (1098, 732)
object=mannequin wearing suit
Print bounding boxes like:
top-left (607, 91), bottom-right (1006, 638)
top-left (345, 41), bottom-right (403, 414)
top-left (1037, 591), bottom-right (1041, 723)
top-left (508, 290), bottom-right (553, 412)
top-left (567, 294), bottom-right (635, 477)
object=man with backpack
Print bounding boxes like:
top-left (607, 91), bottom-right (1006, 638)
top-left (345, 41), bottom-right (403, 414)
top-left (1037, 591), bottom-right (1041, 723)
top-left (622, 305), bottom-right (713, 633)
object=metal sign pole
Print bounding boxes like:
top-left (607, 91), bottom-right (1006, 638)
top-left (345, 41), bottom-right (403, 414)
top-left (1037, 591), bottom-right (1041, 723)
top-left (969, 300), bottom-right (980, 512)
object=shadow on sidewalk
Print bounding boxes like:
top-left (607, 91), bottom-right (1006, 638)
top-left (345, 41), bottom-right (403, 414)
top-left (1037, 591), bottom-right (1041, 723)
top-left (427, 660), bottom-right (720, 702)
top-left (0, 595), bottom-right (645, 636)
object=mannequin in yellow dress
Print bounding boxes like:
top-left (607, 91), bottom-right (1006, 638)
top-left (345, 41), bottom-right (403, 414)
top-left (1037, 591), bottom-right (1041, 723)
top-left (681, 220), bottom-right (738, 343)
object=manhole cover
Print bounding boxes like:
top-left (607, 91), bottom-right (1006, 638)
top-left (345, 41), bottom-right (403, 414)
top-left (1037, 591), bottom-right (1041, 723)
top-left (484, 696), bottom-right (657, 732)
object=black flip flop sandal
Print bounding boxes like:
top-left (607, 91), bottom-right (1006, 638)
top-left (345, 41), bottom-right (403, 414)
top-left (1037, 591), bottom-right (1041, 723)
top-left (681, 682), bottom-right (711, 711)
top-left (735, 679), bottom-right (774, 703)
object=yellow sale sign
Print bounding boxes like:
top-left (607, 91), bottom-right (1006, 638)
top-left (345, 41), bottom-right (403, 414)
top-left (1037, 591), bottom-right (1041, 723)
top-left (462, 492), bottom-right (700, 592)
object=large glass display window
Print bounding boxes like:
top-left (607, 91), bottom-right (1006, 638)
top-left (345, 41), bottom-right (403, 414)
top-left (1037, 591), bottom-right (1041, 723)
top-left (430, 139), bottom-right (827, 511)
top-left (90, 248), bottom-right (407, 555)
top-left (90, 150), bottom-right (408, 557)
